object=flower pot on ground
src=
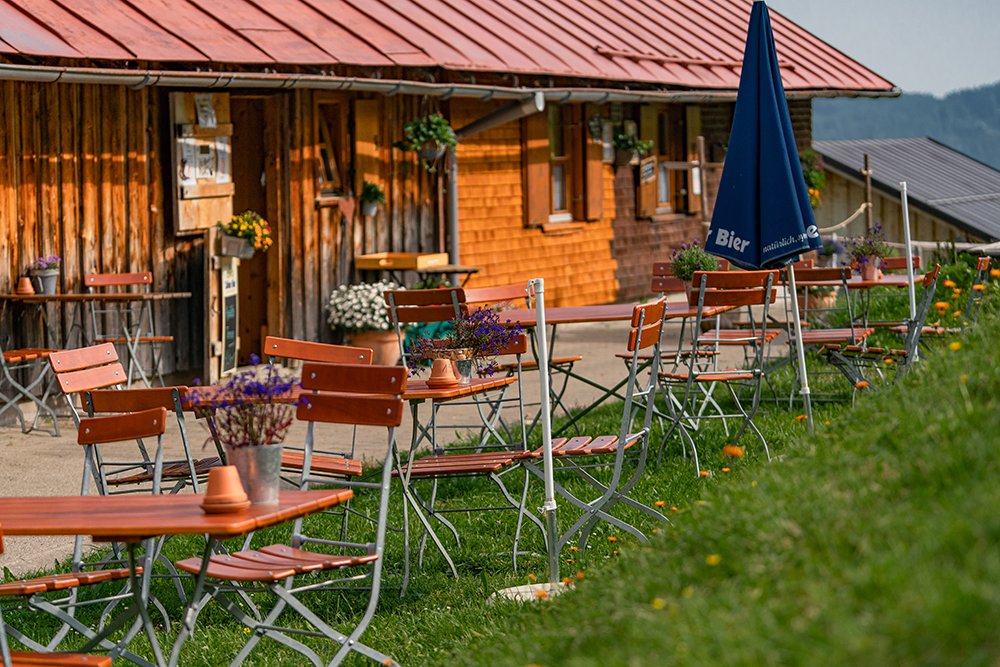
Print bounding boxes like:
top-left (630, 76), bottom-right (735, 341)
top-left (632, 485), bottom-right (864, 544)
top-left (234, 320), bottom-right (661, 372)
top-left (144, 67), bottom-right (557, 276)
top-left (328, 281), bottom-right (403, 364)
top-left (348, 328), bottom-right (401, 366)
top-left (219, 210), bottom-right (272, 258)
top-left (183, 355), bottom-right (301, 506)
top-left (25, 255), bottom-right (61, 294)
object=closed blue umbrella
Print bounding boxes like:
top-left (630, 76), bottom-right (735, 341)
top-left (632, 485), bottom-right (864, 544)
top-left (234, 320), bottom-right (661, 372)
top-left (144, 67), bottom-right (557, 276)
top-left (704, 0), bottom-right (821, 428)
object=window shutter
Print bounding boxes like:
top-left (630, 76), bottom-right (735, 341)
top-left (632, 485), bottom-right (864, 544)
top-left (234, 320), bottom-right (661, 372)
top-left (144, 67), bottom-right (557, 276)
top-left (637, 105), bottom-right (659, 218)
top-left (585, 104), bottom-right (603, 221)
top-left (686, 105), bottom-right (702, 214)
top-left (524, 113), bottom-right (550, 227)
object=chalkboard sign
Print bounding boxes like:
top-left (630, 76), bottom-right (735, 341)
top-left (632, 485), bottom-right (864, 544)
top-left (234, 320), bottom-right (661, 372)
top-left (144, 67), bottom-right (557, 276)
top-left (220, 257), bottom-right (239, 376)
top-left (639, 156), bottom-right (657, 184)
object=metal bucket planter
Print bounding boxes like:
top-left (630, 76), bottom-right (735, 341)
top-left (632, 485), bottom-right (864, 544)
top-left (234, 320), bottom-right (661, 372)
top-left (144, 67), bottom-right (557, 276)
top-left (225, 443), bottom-right (284, 505)
top-left (417, 143), bottom-right (445, 162)
top-left (30, 269), bottom-right (59, 295)
top-left (361, 200), bottom-right (379, 217)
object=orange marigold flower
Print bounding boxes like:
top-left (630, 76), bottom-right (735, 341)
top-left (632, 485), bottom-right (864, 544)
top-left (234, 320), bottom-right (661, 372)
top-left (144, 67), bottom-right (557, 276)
top-left (944, 279), bottom-right (957, 288)
top-left (607, 537), bottom-right (617, 542)
top-left (949, 341), bottom-right (962, 351)
top-left (953, 311), bottom-right (963, 317)
top-left (562, 577), bottom-right (573, 585)
top-left (884, 357), bottom-right (893, 364)
top-left (973, 284), bottom-right (986, 291)
top-left (721, 467), bottom-right (731, 472)
top-left (795, 414), bottom-right (807, 421)
top-left (824, 421), bottom-right (831, 425)
top-left (935, 301), bottom-right (949, 310)
top-left (527, 573), bottom-right (536, 581)
top-left (569, 546), bottom-right (579, 551)
top-left (722, 445), bottom-right (745, 458)
top-left (576, 572), bottom-right (585, 580)
top-left (951, 293), bottom-right (961, 300)
top-left (670, 506), bottom-right (679, 511)
top-left (991, 268), bottom-right (1000, 278)
top-left (655, 500), bottom-right (666, 507)
top-left (855, 381), bottom-right (869, 388)
top-left (566, 558), bottom-right (575, 563)
top-left (700, 470), bottom-right (710, 477)
top-left (535, 590), bottom-right (548, 599)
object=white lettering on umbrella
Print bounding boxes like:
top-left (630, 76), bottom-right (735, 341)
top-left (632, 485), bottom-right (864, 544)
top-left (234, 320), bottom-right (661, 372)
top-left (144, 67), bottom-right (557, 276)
top-left (714, 228), bottom-right (750, 253)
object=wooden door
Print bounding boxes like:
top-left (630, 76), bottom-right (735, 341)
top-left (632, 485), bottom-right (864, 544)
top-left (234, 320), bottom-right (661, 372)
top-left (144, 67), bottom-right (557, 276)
top-left (231, 97), bottom-right (268, 363)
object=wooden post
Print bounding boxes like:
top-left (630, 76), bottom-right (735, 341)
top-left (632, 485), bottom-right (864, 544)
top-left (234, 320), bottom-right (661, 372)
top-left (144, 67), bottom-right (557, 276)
top-left (697, 135), bottom-right (710, 235)
top-left (863, 153), bottom-right (873, 232)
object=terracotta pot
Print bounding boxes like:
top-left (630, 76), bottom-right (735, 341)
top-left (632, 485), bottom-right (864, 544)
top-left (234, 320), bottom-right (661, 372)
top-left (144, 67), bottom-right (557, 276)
top-left (426, 357), bottom-right (460, 388)
top-left (16, 276), bottom-right (35, 295)
top-left (348, 329), bottom-right (401, 366)
top-left (859, 257), bottom-right (880, 282)
top-left (201, 465), bottom-right (250, 513)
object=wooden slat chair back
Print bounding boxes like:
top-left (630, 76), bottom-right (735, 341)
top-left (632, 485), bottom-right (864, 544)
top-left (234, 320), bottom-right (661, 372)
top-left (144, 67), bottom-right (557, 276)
top-left (173, 364), bottom-right (406, 667)
top-left (384, 288), bottom-right (466, 368)
top-left (260, 337), bottom-right (376, 482)
top-left (880, 256), bottom-right (921, 271)
top-left (658, 271), bottom-right (777, 472)
top-left (85, 386), bottom-right (217, 495)
top-left (83, 271), bottom-right (171, 388)
top-left (48, 344), bottom-right (124, 426)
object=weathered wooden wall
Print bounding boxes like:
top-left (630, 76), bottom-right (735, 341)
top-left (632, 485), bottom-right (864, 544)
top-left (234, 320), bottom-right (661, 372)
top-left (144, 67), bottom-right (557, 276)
top-left (0, 81), bottom-right (204, 375)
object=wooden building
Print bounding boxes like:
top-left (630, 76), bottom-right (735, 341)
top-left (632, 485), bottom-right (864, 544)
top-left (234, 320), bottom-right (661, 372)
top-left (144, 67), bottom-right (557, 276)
top-left (0, 0), bottom-right (894, 380)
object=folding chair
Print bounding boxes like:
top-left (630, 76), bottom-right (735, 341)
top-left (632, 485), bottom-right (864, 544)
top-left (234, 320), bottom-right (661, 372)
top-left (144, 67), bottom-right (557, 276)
top-left (173, 364), bottom-right (406, 667)
top-left (920, 257), bottom-right (991, 343)
top-left (658, 271), bottom-right (778, 473)
top-left (0, 340), bottom-right (60, 437)
top-left (83, 272), bottom-right (172, 388)
top-left (520, 297), bottom-right (671, 554)
top-left (0, 409), bottom-right (175, 667)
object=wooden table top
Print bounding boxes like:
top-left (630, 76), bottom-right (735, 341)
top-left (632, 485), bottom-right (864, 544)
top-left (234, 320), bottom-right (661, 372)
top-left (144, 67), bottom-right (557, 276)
top-left (501, 302), bottom-right (734, 327)
top-left (0, 489), bottom-right (352, 541)
top-left (0, 292), bottom-right (192, 302)
top-left (403, 376), bottom-right (515, 401)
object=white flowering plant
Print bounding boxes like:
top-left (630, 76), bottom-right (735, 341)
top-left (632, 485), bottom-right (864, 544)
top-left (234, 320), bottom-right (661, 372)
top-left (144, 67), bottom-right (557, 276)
top-left (327, 281), bottom-right (402, 332)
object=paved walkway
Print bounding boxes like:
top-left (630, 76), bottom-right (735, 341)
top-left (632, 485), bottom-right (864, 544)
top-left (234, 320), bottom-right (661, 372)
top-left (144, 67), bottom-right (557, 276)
top-left (0, 310), bottom-right (758, 577)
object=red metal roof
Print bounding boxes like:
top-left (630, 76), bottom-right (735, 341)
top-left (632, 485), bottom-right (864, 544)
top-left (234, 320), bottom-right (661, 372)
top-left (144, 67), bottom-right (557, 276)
top-left (0, 0), bottom-right (893, 91)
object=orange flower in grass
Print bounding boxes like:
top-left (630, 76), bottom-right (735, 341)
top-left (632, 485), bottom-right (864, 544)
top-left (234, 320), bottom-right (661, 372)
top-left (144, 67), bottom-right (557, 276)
top-left (535, 590), bottom-right (548, 599)
top-left (991, 268), bottom-right (1000, 278)
top-left (607, 537), bottom-right (617, 543)
top-left (973, 284), bottom-right (986, 291)
top-left (655, 500), bottom-right (666, 507)
top-left (722, 445), bottom-right (745, 458)
top-left (700, 470), bottom-right (710, 477)
top-left (562, 577), bottom-right (573, 585)
top-left (935, 301), bottom-right (949, 311)
top-left (951, 293), bottom-right (961, 300)
top-left (949, 341), bottom-right (962, 351)
top-left (855, 381), bottom-right (869, 389)
top-left (944, 279), bottom-right (957, 288)
top-left (795, 414), bottom-right (808, 421)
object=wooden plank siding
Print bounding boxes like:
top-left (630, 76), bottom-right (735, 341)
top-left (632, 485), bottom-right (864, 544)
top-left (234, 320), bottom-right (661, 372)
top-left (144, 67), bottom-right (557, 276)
top-left (0, 82), bottom-right (203, 376)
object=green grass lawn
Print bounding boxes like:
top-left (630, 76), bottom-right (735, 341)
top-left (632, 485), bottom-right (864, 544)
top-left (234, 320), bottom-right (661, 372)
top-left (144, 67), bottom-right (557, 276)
top-left (5, 284), bottom-right (998, 666)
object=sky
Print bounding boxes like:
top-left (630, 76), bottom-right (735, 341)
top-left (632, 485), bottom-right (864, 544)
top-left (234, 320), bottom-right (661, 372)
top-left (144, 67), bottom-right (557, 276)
top-left (767, 0), bottom-right (1000, 97)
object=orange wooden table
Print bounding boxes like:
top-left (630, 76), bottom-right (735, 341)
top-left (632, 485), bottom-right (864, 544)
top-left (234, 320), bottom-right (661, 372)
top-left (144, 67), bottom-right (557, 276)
top-left (0, 490), bottom-right (351, 667)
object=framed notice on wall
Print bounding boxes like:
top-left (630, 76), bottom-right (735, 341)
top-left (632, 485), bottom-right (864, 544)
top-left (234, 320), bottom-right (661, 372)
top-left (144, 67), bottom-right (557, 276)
top-left (220, 256), bottom-right (239, 377)
top-left (169, 92), bottom-right (235, 234)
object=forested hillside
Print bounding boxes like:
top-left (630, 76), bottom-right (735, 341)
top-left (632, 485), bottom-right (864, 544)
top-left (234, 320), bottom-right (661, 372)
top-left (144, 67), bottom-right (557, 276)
top-left (812, 80), bottom-right (1000, 170)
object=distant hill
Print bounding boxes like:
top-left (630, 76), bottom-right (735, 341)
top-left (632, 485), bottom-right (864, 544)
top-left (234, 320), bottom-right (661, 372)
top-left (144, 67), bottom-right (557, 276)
top-left (812, 80), bottom-right (1000, 171)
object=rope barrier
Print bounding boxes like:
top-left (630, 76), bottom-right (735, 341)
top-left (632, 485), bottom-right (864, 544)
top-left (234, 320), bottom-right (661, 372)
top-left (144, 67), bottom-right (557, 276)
top-left (816, 202), bottom-right (869, 233)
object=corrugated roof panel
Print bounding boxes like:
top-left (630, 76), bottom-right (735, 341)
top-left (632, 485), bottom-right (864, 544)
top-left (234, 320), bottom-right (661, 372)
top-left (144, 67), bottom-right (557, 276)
top-left (0, 0), bottom-right (82, 57)
top-left (49, 0), bottom-right (206, 61)
top-left (0, 0), bottom-right (894, 93)
top-left (6, 0), bottom-right (130, 60)
top-left (815, 138), bottom-right (1000, 240)
top-left (125, 0), bottom-right (273, 63)
top-left (192, 0), bottom-right (332, 63)
top-left (303, 0), bottom-right (434, 66)
top-left (250, 0), bottom-right (392, 66)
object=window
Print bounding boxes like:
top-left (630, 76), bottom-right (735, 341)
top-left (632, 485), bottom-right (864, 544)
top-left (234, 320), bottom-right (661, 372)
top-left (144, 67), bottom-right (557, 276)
top-left (316, 101), bottom-right (347, 198)
top-left (524, 104), bottom-right (603, 228)
top-left (638, 104), bottom-right (697, 218)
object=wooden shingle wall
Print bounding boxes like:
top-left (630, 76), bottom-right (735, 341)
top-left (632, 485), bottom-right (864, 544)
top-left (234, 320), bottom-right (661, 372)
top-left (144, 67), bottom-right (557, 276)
top-left (454, 100), bottom-right (618, 306)
top-left (0, 81), bottom-right (204, 375)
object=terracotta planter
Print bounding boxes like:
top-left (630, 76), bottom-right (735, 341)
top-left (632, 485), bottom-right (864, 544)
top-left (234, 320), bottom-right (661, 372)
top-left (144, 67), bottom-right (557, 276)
top-left (348, 329), bottom-right (401, 366)
top-left (426, 357), bottom-right (460, 388)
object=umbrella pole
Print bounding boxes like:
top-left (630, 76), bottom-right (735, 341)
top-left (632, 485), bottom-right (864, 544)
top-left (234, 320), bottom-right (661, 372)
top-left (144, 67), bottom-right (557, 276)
top-left (900, 182), bottom-right (917, 320)
top-left (787, 266), bottom-right (814, 433)
top-left (528, 278), bottom-right (559, 584)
